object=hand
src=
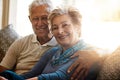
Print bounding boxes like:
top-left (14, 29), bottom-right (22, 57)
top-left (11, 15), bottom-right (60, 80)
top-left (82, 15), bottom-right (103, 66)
top-left (0, 76), bottom-right (8, 80)
top-left (26, 77), bottom-right (38, 80)
top-left (68, 50), bottom-right (100, 80)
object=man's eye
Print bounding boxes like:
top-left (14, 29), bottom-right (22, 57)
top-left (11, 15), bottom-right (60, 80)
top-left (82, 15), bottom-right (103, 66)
top-left (32, 17), bottom-right (39, 21)
top-left (41, 17), bottom-right (47, 20)
top-left (32, 16), bottom-right (47, 22)
top-left (41, 16), bottom-right (48, 21)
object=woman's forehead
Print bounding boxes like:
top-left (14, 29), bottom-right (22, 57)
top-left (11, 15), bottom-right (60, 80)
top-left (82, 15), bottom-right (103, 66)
top-left (52, 15), bottom-right (71, 23)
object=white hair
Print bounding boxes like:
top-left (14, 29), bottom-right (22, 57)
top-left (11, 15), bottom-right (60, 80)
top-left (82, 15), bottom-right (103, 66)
top-left (29, 0), bottom-right (53, 15)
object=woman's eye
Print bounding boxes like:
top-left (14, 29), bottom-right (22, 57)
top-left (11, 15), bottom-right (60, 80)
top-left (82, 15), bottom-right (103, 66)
top-left (52, 26), bottom-right (58, 31)
top-left (62, 23), bottom-right (69, 27)
top-left (53, 27), bottom-right (57, 30)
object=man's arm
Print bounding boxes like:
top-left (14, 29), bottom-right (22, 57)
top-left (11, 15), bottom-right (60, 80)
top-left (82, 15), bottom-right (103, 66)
top-left (0, 39), bottom-right (22, 72)
top-left (0, 76), bottom-right (8, 80)
top-left (68, 50), bottom-right (101, 80)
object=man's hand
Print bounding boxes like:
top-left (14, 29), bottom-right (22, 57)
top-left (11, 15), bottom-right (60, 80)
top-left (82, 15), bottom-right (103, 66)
top-left (68, 50), bottom-right (100, 80)
top-left (26, 77), bottom-right (38, 80)
top-left (0, 76), bottom-right (8, 80)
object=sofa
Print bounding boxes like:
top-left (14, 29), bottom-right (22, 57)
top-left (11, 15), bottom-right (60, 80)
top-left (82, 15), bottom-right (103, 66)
top-left (0, 24), bottom-right (20, 62)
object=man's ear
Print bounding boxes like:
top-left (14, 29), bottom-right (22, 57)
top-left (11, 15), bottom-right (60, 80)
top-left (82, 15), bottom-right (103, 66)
top-left (28, 16), bottom-right (32, 22)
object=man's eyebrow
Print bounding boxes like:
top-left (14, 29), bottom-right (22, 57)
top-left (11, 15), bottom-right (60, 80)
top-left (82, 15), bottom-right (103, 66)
top-left (41, 15), bottom-right (48, 17)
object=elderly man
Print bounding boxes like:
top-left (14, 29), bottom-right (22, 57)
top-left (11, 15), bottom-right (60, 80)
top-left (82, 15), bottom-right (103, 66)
top-left (0, 0), bottom-right (57, 74)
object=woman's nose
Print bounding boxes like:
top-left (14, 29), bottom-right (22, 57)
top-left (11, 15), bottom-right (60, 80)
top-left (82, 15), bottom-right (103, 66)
top-left (57, 27), bottom-right (64, 34)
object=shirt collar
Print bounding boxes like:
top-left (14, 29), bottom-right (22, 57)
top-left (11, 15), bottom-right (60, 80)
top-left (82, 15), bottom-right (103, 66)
top-left (32, 34), bottom-right (57, 46)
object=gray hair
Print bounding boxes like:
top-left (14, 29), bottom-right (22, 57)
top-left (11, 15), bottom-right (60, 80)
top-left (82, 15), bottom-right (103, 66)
top-left (29, 0), bottom-right (53, 15)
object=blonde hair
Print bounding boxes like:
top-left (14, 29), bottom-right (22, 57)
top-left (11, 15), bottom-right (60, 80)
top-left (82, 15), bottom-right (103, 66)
top-left (48, 6), bottom-right (82, 27)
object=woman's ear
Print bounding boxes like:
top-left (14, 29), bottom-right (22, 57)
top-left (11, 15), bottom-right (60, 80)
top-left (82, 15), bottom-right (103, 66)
top-left (75, 25), bottom-right (81, 36)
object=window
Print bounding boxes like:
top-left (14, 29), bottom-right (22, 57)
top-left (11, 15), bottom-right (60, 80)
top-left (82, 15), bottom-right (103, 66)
top-left (15, 0), bottom-right (33, 36)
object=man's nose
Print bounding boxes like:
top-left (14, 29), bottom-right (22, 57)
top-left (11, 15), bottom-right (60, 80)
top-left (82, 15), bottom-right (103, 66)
top-left (37, 18), bottom-right (47, 25)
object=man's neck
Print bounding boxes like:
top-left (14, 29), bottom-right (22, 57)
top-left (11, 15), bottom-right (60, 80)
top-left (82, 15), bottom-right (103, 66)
top-left (37, 36), bottom-right (53, 45)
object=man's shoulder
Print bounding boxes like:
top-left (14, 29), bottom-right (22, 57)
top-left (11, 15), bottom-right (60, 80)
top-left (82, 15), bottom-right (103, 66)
top-left (15, 34), bottom-right (34, 42)
top-left (10, 34), bottom-right (35, 47)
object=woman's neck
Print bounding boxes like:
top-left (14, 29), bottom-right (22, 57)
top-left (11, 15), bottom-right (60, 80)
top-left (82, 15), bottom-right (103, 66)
top-left (62, 40), bottom-right (80, 51)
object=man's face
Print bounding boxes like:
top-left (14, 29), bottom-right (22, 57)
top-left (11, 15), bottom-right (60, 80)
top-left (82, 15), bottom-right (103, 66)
top-left (29, 5), bottom-right (49, 38)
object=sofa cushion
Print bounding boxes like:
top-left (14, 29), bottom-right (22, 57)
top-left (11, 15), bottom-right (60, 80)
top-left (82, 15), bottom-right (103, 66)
top-left (0, 24), bottom-right (20, 62)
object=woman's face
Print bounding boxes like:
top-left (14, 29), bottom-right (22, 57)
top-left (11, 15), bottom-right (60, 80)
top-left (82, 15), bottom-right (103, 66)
top-left (51, 14), bottom-right (80, 50)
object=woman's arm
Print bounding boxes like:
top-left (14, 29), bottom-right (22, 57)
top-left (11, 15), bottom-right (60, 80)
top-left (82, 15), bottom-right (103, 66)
top-left (32, 58), bottom-right (75, 80)
top-left (27, 65), bottom-right (70, 80)
top-left (21, 47), bottom-right (58, 79)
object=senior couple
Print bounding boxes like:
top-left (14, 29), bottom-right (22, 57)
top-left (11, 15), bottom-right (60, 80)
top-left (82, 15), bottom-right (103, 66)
top-left (0, 0), bottom-right (101, 80)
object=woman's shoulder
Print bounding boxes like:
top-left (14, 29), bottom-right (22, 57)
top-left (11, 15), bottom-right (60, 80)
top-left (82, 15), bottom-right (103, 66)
top-left (42, 45), bottom-right (60, 56)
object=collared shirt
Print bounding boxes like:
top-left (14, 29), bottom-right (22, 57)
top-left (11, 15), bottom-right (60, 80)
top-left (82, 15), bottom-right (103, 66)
top-left (0, 34), bottom-right (57, 74)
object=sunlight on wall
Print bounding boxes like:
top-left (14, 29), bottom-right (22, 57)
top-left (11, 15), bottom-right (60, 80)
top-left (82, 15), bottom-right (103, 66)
top-left (15, 0), bottom-right (120, 53)
top-left (81, 21), bottom-right (120, 53)
top-left (16, 0), bottom-right (63, 36)
top-left (15, 0), bottom-right (33, 36)
top-left (74, 0), bottom-right (120, 52)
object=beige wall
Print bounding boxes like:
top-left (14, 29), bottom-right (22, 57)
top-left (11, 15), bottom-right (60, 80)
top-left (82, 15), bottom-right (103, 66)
top-left (0, 0), bottom-right (2, 29)
top-left (0, 0), bottom-right (9, 29)
top-left (0, 0), bottom-right (17, 29)
top-left (2, 0), bottom-right (9, 28)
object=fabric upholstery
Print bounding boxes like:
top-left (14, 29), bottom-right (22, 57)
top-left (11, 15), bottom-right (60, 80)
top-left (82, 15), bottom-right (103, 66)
top-left (0, 24), bottom-right (19, 62)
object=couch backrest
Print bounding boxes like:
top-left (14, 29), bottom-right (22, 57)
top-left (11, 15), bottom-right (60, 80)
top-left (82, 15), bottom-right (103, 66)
top-left (0, 24), bottom-right (20, 62)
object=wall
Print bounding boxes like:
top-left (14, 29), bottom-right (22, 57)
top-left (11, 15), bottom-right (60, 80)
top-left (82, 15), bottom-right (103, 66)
top-left (0, 0), bottom-right (2, 29)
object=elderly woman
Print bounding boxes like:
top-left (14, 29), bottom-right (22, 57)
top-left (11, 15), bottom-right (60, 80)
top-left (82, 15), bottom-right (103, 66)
top-left (0, 7), bottom-right (100, 80)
